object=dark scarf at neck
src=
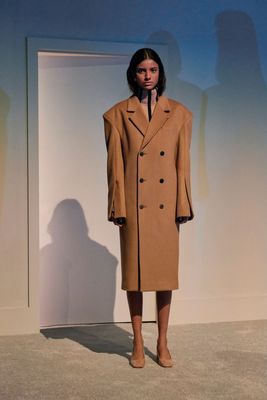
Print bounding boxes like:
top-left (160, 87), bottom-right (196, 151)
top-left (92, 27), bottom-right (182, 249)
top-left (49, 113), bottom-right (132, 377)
top-left (137, 88), bottom-right (158, 121)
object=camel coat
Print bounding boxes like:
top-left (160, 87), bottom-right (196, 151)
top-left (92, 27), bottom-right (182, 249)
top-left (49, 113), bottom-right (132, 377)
top-left (103, 95), bottom-right (194, 291)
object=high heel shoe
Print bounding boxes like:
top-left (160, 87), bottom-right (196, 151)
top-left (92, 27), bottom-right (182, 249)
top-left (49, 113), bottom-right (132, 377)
top-left (157, 353), bottom-right (173, 368)
top-left (130, 342), bottom-right (145, 368)
top-left (130, 354), bottom-right (145, 368)
top-left (156, 344), bottom-right (173, 368)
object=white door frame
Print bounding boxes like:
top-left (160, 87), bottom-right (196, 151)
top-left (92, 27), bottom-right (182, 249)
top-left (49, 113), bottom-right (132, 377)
top-left (26, 38), bottom-right (167, 333)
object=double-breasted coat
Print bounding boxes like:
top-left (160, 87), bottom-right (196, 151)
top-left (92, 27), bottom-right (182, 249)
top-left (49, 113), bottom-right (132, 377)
top-left (103, 95), bottom-right (194, 291)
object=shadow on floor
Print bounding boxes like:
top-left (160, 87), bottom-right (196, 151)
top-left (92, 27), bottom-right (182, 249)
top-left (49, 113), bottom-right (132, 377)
top-left (41, 323), bottom-right (156, 362)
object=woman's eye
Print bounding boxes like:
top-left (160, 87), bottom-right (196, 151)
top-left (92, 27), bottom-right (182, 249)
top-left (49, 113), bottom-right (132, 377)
top-left (136, 67), bottom-right (158, 74)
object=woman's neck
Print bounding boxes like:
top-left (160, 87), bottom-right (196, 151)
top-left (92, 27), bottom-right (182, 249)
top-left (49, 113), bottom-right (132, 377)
top-left (139, 88), bottom-right (158, 104)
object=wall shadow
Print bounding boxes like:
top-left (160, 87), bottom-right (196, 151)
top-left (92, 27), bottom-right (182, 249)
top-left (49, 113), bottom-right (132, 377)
top-left (199, 10), bottom-right (267, 292)
top-left (0, 88), bottom-right (10, 219)
top-left (202, 10), bottom-right (267, 185)
top-left (40, 199), bottom-right (118, 327)
top-left (147, 30), bottom-right (202, 111)
top-left (146, 31), bottom-right (205, 200)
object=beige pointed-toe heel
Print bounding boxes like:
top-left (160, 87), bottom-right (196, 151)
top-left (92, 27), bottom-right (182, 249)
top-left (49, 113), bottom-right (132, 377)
top-left (157, 353), bottom-right (173, 368)
top-left (130, 341), bottom-right (145, 368)
top-left (156, 343), bottom-right (173, 368)
top-left (130, 355), bottom-right (145, 368)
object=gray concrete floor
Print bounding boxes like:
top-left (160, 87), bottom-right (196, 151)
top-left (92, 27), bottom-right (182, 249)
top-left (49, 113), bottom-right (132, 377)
top-left (0, 320), bottom-right (267, 400)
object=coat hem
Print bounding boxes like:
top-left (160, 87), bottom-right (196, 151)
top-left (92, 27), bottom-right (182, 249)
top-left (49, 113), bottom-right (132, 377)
top-left (121, 286), bottom-right (179, 292)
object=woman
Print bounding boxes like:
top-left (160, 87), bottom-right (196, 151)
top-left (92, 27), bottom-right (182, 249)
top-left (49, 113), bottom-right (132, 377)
top-left (103, 48), bottom-right (194, 368)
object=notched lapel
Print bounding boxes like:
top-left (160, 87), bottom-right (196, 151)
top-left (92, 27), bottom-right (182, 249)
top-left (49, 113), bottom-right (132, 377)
top-left (127, 96), bottom-right (148, 137)
top-left (141, 96), bottom-right (171, 149)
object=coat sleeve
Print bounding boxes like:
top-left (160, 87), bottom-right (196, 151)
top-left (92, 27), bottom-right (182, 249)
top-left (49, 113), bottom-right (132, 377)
top-left (103, 114), bottom-right (126, 222)
top-left (176, 114), bottom-right (194, 220)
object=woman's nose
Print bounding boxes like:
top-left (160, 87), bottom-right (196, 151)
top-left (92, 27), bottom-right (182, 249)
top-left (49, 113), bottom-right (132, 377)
top-left (145, 71), bottom-right (151, 80)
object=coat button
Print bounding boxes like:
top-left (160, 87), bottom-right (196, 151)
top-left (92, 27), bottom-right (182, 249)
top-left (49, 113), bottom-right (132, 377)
top-left (139, 178), bottom-right (144, 183)
top-left (159, 178), bottom-right (164, 183)
top-left (139, 204), bottom-right (144, 209)
top-left (140, 151), bottom-right (144, 156)
top-left (159, 204), bottom-right (164, 209)
top-left (160, 151), bottom-right (165, 156)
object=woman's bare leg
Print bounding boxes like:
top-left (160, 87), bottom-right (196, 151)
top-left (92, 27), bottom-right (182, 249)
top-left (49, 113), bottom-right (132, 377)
top-left (156, 290), bottom-right (172, 363)
top-left (127, 291), bottom-right (144, 362)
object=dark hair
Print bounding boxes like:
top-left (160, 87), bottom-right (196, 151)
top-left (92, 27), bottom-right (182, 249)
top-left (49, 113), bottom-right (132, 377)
top-left (127, 48), bottom-right (166, 96)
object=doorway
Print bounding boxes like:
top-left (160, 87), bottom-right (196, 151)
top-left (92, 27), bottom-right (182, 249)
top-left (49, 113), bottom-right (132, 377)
top-left (27, 39), bottom-right (166, 328)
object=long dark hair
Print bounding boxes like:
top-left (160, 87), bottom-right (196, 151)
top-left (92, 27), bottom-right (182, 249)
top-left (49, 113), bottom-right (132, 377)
top-left (127, 48), bottom-right (166, 96)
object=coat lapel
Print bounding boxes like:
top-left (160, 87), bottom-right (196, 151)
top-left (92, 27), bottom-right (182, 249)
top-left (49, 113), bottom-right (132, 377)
top-left (141, 96), bottom-right (171, 149)
top-left (127, 96), bottom-right (149, 137)
top-left (127, 95), bottom-right (171, 146)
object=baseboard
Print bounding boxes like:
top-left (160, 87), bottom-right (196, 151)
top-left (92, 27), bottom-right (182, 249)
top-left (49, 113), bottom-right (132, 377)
top-left (170, 293), bottom-right (267, 325)
top-left (0, 307), bottom-right (39, 336)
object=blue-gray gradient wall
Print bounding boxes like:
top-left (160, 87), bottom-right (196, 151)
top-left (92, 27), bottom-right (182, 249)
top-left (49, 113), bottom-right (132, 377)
top-left (0, 0), bottom-right (267, 333)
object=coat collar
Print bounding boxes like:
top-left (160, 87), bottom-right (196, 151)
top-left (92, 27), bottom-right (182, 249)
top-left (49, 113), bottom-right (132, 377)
top-left (127, 95), bottom-right (171, 149)
top-left (127, 95), bottom-right (148, 136)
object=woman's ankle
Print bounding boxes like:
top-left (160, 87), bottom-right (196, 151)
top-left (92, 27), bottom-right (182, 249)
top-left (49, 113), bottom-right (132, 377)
top-left (133, 337), bottom-right (144, 347)
top-left (157, 337), bottom-right (168, 348)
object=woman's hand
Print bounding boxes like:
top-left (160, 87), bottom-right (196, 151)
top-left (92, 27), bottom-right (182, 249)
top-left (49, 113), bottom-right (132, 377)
top-left (113, 217), bottom-right (126, 227)
top-left (176, 216), bottom-right (190, 224)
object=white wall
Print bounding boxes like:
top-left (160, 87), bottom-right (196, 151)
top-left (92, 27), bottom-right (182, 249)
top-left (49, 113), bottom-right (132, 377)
top-left (38, 52), bottom-right (155, 326)
top-left (0, 0), bottom-right (267, 334)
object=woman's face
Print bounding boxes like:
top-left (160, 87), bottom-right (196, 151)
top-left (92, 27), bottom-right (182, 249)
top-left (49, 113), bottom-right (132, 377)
top-left (135, 59), bottom-right (159, 91)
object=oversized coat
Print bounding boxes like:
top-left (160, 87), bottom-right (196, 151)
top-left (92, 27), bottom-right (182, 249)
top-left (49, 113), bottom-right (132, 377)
top-left (103, 95), bottom-right (194, 292)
